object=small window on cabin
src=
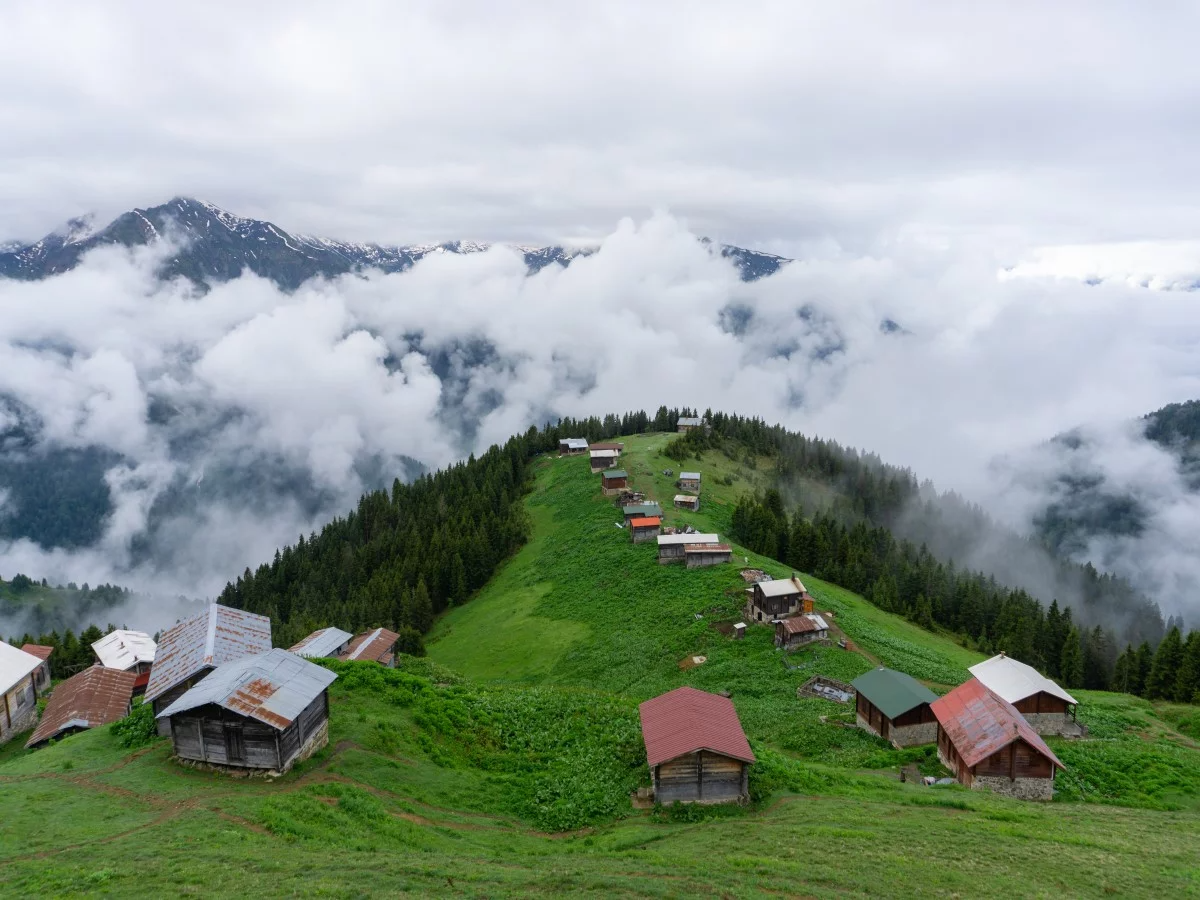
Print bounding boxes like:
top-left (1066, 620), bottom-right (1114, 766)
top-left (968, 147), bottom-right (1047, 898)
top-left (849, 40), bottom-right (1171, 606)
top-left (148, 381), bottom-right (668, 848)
top-left (224, 723), bottom-right (246, 762)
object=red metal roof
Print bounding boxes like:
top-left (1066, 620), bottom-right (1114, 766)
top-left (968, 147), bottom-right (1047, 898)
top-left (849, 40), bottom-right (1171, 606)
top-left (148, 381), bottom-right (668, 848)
top-left (639, 686), bottom-right (756, 767)
top-left (685, 543), bottom-right (731, 553)
top-left (931, 678), bottom-right (1064, 771)
top-left (20, 644), bottom-right (53, 661)
top-left (339, 627), bottom-right (400, 663)
top-left (27, 666), bottom-right (136, 747)
top-left (629, 516), bottom-right (661, 528)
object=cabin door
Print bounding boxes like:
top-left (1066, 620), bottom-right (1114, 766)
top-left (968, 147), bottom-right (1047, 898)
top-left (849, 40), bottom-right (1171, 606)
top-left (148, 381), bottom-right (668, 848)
top-left (224, 723), bottom-right (246, 763)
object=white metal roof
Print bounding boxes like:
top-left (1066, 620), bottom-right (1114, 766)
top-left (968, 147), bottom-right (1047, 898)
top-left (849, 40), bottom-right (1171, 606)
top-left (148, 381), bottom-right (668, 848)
top-left (289, 627), bottom-right (353, 659)
top-left (756, 577), bottom-right (806, 598)
top-left (968, 653), bottom-right (1078, 706)
top-left (678, 417), bottom-right (702, 426)
top-left (560, 438), bottom-right (588, 449)
top-left (657, 533), bottom-right (720, 546)
top-left (92, 630), bottom-right (157, 670)
top-left (589, 449), bottom-right (618, 458)
top-left (807, 614), bottom-right (830, 630)
top-left (674, 494), bottom-right (698, 503)
top-left (679, 472), bottom-right (701, 481)
top-left (0, 642), bottom-right (43, 694)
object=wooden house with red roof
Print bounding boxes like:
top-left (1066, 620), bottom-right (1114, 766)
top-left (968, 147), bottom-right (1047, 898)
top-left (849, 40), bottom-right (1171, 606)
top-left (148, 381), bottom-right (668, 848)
top-left (931, 678), bottom-right (1065, 800)
top-left (26, 666), bottom-right (137, 749)
top-left (629, 516), bottom-right (662, 543)
top-left (638, 686), bottom-right (755, 805)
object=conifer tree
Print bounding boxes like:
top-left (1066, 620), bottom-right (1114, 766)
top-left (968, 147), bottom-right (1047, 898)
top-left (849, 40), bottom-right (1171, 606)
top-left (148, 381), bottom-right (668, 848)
top-left (1174, 631), bottom-right (1200, 703)
top-left (1146, 627), bottom-right (1185, 700)
top-left (1060, 626), bottom-right (1084, 689)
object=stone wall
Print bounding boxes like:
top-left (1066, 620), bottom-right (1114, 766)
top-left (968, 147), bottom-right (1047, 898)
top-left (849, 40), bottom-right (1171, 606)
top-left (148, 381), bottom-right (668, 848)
top-left (1021, 712), bottom-right (1073, 735)
top-left (288, 719), bottom-right (329, 772)
top-left (891, 721), bottom-right (937, 748)
top-left (2, 703), bottom-right (39, 742)
top-left (973, 775), bottom-right (1055, 801)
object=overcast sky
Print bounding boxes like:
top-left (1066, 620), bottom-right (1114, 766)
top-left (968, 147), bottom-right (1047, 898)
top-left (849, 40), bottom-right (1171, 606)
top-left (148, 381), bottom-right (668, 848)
top-left (4, 1), bottom-right (1200, 256)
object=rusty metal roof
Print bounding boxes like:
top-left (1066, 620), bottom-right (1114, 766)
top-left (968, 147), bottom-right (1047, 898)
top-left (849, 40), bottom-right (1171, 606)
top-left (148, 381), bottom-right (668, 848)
top-left (590, 442), bottom-right (624, 451)
top-left (779, 614), bottom-right (829, 635)
top-left (144, 604), bottom-right (273, 702)
top-left (289, 627), bottom-right (353, 659)
top-left (630, 516), bottom-right (661, 528)
top-left (0, 642), bottom-right (43, 694)
top-left (931, 678), bottom-right (1064, 771)
top-left (92, 630), bottom-right (156, 670)
top-left (20, 644), bottom-right (53, 661)
top-left (156, 648), bottom-right (336, 730)
top-left (685, 543), bottom-right (731, 553)
top-left (340, 627), bottom-right (400, 663)
top-left (27, 666), bottom-right (136, 748)
top-left (639, 686), bottom-right (756, 767)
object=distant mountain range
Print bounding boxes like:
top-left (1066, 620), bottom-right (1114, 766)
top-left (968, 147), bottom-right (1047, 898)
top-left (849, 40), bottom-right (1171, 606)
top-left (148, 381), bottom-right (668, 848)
top-left (0, 197), bottom-right (789, 289)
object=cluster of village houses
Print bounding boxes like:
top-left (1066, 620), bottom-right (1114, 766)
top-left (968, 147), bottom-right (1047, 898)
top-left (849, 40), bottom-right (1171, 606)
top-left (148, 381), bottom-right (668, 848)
top-left (0, 429), bottom-right (1078, 805)
top-left (562, 433), bottom-right (1080, 804)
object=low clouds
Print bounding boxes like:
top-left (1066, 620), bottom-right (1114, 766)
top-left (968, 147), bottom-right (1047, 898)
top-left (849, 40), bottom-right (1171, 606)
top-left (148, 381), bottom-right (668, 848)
top-left (4, 216), bottom-right (1200, 635)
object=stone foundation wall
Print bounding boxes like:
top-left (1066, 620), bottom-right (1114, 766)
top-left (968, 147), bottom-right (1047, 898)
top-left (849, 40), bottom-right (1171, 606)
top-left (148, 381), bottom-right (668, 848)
top-left (1021, 712), bottom-right (1072, 735)
top-left (973, 775), bottom-right (1054, 801)
top-left (891, 722), bottom-right (937, 748)
top-left (856, 713), bottom-right (880, 738)
top-left (290, 720), bottom-right (329, 771)
top-left (1, 704), bottom-right (39, 743)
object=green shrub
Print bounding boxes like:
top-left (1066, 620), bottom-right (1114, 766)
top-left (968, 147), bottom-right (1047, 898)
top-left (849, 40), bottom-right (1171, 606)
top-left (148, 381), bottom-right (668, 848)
top-left (110, 700), bottom-right (160, 749)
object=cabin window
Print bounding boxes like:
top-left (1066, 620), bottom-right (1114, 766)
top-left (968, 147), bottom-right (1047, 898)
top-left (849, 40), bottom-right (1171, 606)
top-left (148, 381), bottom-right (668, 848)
top-left (224, 723), bottom-right (246, 762)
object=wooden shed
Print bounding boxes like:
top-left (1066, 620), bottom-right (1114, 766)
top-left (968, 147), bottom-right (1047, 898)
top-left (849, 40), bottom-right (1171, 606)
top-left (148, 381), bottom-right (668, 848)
top-left (931, 678), bottom-right (1064, 801)
top-left (657, 532), bottom-right (719, 564)
top-left (288, 627), bottom-right (354, 660)
top-left (678, 471), bottom-right (702, 493)
top-left (851, 667), bottom-right (939, 748)
top-left (623, 502), bottom-right (662, 524)
top-left (145, 604), bottom-right (273, 735)
top-left (589, 448), bottom-right (619, 471)
top-left (26, 665), bottom-right (137, 749)
top-left (774, 613), bottom-right (830, 651)
top-left (968, 653), bottom-right (1080, 736)
top-left (601, 469), bottom-right (628, 494)
top-left (630, 516), bottom-right (662, 543)
top-left (673, 494), bottom-right (700, 512)
top-left (676, 417), bottom-right (703, 433)
top-left (339, 627), bottom-right (401, 667)
top-left (639, 686), bottom-right (755, 805)
top-left (0, 643), bottom-right (48, 744)
top-left (745, 575), bottom-right (812, 623)
top-left (559, 438), bottom-right (588, 455)
top-left (590, 441), bottom-right (624, 456)
top-left (158, 648), bottom-right (337, 774)
top-left (685, 543), bottom-right (732, 568)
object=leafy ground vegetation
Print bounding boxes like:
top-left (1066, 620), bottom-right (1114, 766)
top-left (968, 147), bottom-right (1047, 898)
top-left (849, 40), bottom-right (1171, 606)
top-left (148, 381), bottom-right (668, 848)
top-left (3, 433), bottom-right (1200, 896)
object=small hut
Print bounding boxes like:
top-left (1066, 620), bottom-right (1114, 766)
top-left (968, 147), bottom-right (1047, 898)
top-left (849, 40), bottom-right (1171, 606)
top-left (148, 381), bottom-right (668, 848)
top-left (630, 516), bottom-right (662, 543)
top-left (0, 643), bottom-right (49, 744)
top-left (601, 469), bottom-right (628, 494)
top-left (158, 648), bottom-right (337, 774)
top-left (639, 686), bottom-right (754, 804)
top-left (774, 613), bottom-right (830, 651)
top-left (674, 494), bottom-right (700, 512)
top-left (685, 543), bottom-right (732, 568)
top-left (623, 502), bottom-right (663, 523)
top-left (745, 575), bottom-right (812, 623)
top-left (339, 627), bottom-right (401, 667)
top-left (559, 438), bottom-right (588, 455)
top-left (968, 653), bottom-right (1080, 736)
top-left (851, 667), bottom-right (938, 747)
top-left (657, 532), bottom-right (719, 564)
top-left (676, 417), bottom-right (703, 433)
top-left (589, 448), bottom-right (619, 471)
top-left (26, 666), bottom-right (137, 749)
top-left (931, 679), bottom-right (1064, 800)
top-left (288, 627), bottom-right (354, 660)
top-left (678, 471), bottom-right (702, 493)
top-left (92, 630), bottom-right (157, 695)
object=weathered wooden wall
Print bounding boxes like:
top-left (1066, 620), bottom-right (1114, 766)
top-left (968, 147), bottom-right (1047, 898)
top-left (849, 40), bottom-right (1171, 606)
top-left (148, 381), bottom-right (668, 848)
top-left (654, 751), bottom-right (747, 804)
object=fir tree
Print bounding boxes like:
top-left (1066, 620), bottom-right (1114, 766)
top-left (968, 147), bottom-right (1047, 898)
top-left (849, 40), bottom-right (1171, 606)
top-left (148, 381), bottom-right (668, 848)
top-left (1146, 627), bottom-right (1185, 700)
top-left (1174, 631), bottom-right (1200, 703)
top-left (1060, 627), bottom-right (1084, 689)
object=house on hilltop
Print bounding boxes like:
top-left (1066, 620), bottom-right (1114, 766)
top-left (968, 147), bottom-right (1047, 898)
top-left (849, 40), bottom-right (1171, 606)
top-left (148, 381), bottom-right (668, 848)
top-left (288, 627), bottom-right (353, 660)
top-left (968, 653), bottom-right (1080, 736)
top-left (157, 648), bottom-right (336, 774)
top-left (851, 667), bottom-right (939, 747)
top-left (92, 630), bottom-right (156, 695)
top-left (339, 627), bottom-right (400, 667)
top-left (745, 575), bottom-right (812, 623)
top-left (639, 686), bottom-right (754, 804)
top-left (559, 438), bottom-right (588, 455)
top-left (678, 472), bottom-right (701, 493)
top-left (26, 666), bottom-right (137, 749)
top-left (931, 678), bottom-right (1064, 800)
top-left (774, 613), bottom-right (830, 651)
top-left (0, 643), bottom-right (49, 744)
top-left (601, 469), bottom-right (628, 494)
top-left (657, 532), bottom-right (719, 564)
top-left (676, 417), bottom-right (703, 433)
top-left (145, 604), bottom-right (273, 735)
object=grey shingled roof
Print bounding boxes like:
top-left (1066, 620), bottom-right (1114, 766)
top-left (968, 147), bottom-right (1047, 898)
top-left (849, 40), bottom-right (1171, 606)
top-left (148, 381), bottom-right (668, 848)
top-left (851, 667), bottom-right (938, 721)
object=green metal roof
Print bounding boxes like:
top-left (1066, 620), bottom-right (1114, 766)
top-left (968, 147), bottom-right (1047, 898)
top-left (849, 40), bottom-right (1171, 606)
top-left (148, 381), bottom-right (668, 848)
top-left (622, 503), bottom-right (661, 515)
top-left (603, 469), bottom-right (628, 479)
top-left (851, 667), bottom-right (938, 720)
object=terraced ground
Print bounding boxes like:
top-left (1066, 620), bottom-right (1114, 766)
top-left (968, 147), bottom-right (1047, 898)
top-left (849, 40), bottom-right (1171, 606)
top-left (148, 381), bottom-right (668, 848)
top-left (3, 433), bottom-right (1199, 897)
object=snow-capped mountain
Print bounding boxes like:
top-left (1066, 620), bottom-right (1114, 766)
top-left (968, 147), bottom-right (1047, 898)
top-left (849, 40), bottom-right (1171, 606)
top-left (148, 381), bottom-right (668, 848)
top-left (0, 198), bottom-right (790, 289)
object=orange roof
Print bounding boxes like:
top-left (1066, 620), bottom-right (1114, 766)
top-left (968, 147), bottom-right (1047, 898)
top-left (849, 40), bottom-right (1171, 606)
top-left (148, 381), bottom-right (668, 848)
top-left (639, 686), bottom-right (755, 767)
top-left (629, 516), bottom-right (661, 528)
top-left (20, 644), bottom-right (53, 661)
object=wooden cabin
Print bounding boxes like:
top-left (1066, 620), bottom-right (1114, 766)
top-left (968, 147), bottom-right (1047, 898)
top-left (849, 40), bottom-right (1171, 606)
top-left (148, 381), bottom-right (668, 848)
top-left (92, 630), bottom-right (156, 696)
top-left (657, 532), bottom-right (719, 564)
top-left (931, 678), bottom-right (1064, 801)
top-left (158, 648), bottom-right (337, 774)
top-left (601, 469), bottom-right (628, 494)
top-left (968, 653), bottom-right (1080, 736)
top-left (0, 643), bottom-right (47, 744)
top-left (678, 471), bottom-right (702, 493)
top-left (851, 667), bottom-right (939, 748)
top-left (630, 516), bottom-right (662, 543)
top-left (559, 438), bottom-right (588, 455)
top-left (685, 543), bottom-right (732, 568)
top-left (639, 686), bottom-right (755, 805)
top-left (745, 575), bottom-right (812, 623)
top-left (674, 494), bottom-right (700, 512)
top-left (589, 448), bottom-right (619, 471)
top-left (289, 627), bottom-right (354, 660)
top-left (145, 604), bottom-right (273, 735)
top-left (590, 441), bottom-right (624, 456)
top-left (774, 613), bottom-right (830, 651)
top-left (339, 627), bottom-right (401, 667)
top-left (676, 417), bottom-right (703, 433)
top-left (26, 666), bottom-right (137, 749)
top-left (623, 502), bottom-right (663, 524)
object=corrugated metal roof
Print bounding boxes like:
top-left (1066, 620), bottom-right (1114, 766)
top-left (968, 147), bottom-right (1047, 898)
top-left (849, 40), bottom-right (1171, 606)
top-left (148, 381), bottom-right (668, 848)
top-left (673, 494), bottom-right (699, 504)
top-left (851, 667), bottom-right (938, 720)
top-left (20, 644), bottom-right (53, 661)
top-left (289, 627), bottom-right (354, 659)
top-left (780, 614), bottom-right (830, 635)
top-left (144, 604), bottom-right (273, 702)
top-left (589, 449), bottom-right (619, 458)
top-left (0, 642), bottom-right (43, 694)
top-left (658, 533), bottom-right (720, 546)
top-left (679, 472), bottom-right (701, 481)
top-left (590, 442), bottom-right (624, 451)
top-left (560, 438), bottom-right (589, 449)
top-left (156, 648), bottom-right (337, 731)
top-left (340, 627), bottom-right (400, 663)
top-left (630, 516), bottom-right (661, 528)
top-left (756, 577), bottom-right (806, 598)
top-left (623, 503), bottom-right (662, 516)
top-left (685, 543), bottom-right (730, 553)
top-left (27, 666), bottom-right (136, 747)
top-left (677, 417), bottom-right (702, 427)
top-left (639, 686), bottom-right (755, 767)
top-left (602, 469), bottom-right (628, 479)
top-left (92, 630), bottom-right (156, 670)
top-left (968, 654), bottom-right (1078, 706)
top-left (931, 678), bottom-right (1064, 771)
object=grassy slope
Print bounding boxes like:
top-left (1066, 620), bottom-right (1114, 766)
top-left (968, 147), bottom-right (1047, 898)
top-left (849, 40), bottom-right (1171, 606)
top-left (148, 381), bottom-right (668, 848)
top-left (3, 433), bottom-right (1200, 897)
